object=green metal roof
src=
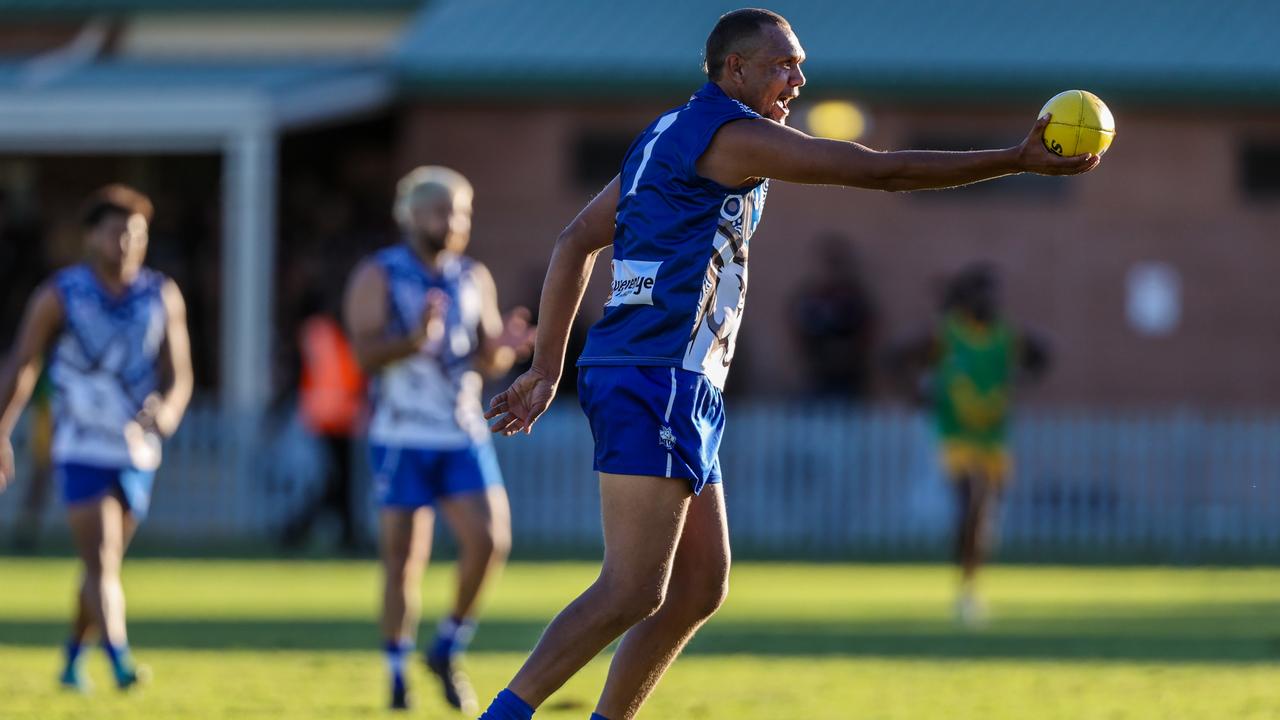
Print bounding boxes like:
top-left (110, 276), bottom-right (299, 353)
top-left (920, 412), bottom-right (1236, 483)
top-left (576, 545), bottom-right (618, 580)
top-left (396, 0), bottom-right (1280, 106)
top-left (0, 0), bottom-right (421, 13)
top-left (0, 59), bottom-right (385, 92)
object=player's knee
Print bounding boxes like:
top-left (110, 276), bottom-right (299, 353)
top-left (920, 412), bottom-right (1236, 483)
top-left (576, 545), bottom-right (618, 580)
top-left (81, 566), bottom-right (104, 588)
top-left (600, 577), bottom-right (667, 626)
top-left (456, 527), bottom-right (501, 567)
top-left (686, 562), bottom-right (731, 621)
top-left (487, 523), bottom-right (512, 562)
top-left (619, 591), bottom-right (666, 626)
top-left (382, 555), bottom-right (415, 586)
top-left (87, 550), bottom-right (120, 578)
top-left (694, 575), bottom-right (730, 620)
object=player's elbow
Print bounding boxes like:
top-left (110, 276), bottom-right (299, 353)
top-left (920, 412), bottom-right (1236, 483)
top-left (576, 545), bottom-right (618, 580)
top-left (861, 157), bottom-right (914, 192)
top-left (556, 214), bottom-right (613, 259)
top-left (554, 220), bottom-right (591, 257)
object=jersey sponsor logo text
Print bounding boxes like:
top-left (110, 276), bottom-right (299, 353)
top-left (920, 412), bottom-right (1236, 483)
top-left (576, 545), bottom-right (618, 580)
top-left (606, 259), bottom-right (662, 307)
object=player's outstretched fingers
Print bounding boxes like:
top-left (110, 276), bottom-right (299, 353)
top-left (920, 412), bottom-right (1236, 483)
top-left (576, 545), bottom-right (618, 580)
top-left (489, 412), bottom-right (522, 435)
top-left (484, 394), bottom-right (510, 420)
top-left (1053, 152), bottom-right (1098, 174)
top-left (488, 412), bottom-right (512, 432)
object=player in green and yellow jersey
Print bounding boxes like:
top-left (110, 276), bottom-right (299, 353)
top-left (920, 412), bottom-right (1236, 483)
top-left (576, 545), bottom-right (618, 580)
top-left (891, 264), bottom-right (1049, 625)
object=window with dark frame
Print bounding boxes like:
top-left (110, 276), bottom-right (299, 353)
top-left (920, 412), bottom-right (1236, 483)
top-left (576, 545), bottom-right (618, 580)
top-left (1240, 142), bottom-right (1280, 201)
top-left (572, 131), bottom-right (636, 191)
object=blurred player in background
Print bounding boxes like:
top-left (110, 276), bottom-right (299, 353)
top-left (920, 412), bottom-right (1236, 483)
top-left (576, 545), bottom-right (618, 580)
top-left (790, 234), bottom-right (878, 400)
top-left (282, 291), bottom-right (366, 553)
top-left (481, 8), bottom-right (1095, 720)
top-left (344, 166), bottom-right (535, 712)
top-left (889, 263), bottom-right (1050, 626)
top-left (0, 184), bottom-right (194, 690)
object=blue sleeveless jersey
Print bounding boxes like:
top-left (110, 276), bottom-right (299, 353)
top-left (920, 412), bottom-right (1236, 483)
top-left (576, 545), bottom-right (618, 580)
top-left (48, 264), bottom-right (167, 468)
top-left (366, 245), bottom-right (489, 448)
top-left (577, 82), bottom-right (769, 390)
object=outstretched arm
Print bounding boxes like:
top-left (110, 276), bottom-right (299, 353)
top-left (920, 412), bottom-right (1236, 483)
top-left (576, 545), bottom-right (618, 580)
top-left (485, 175), bottom-right (621, 435)
top-left (700, 114), bottom-right (1099, 191)
top-left (0, 284), bottom-right (64, 490)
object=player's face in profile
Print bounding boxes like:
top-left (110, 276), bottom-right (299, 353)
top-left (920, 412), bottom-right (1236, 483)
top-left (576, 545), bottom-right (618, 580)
top-left (408, 190), bottom-right (472, 254)
top-left (88, 211), bottom-right (149, 276)
top-left (739, 24), bottom-right (806, 124)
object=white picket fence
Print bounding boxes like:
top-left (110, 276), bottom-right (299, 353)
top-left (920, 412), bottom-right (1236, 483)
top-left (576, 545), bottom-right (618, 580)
top-left (3, 401), bottom-right (1279, 561)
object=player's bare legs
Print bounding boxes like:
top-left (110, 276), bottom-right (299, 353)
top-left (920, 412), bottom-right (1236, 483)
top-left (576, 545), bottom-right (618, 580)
top-left (594, 483), bottom-right (730, 720)
top-left (68, 494), bottom-right (129, 648)
top-left (428, 486), bottom-right (512, 713)
top-left (438, 485), bottom-right (512, 621)
top-left (954, 473), bottom-right (999, 626)
top-left (380, 507), bottom-right (435, 641)
top-left (380, 506), bottom-right (433, 709)
top-left (69, 506), bottom-right (138, 645)
top-left (65, 492), bottom-right (142, 689)
top-left (505, 472), bottom-right (693, 708)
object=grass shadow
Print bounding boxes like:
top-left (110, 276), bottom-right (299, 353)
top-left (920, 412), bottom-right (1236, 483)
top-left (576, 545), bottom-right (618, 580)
top-left (3, 604), bottom-right (1280, 662)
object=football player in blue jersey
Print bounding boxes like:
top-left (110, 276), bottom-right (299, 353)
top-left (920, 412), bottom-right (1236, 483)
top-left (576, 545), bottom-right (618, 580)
top-left (344, 166), bottom-right (535, 712)
top-left (0, 184), bottom-right (194, 692)
top-left (480, 9), bottom-right (1099, 720)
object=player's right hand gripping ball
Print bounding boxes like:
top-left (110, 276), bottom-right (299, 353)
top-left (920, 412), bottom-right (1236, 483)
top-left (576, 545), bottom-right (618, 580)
top-left (1039, 90), bottom-right (1115, 157)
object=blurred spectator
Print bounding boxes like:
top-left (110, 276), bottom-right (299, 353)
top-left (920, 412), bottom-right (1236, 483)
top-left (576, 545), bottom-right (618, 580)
top-left (886, 262), bottom-right (1050, 626)
top-left (789, 234), bottom-right (878, 400)
top-left (281, 290), bottom-right (367, 552)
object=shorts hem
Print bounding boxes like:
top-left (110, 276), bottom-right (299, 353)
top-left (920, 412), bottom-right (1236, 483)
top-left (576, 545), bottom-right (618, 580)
top-left (577, 357), bottom-right (684, 368)
top-left (592, 461), bottom-right (714, 493)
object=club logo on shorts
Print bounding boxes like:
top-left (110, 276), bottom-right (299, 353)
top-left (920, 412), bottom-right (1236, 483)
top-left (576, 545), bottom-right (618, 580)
top-left (658, 425), bottom-right (676, 450)
top-left (606, 259), bottom-right (662, 307)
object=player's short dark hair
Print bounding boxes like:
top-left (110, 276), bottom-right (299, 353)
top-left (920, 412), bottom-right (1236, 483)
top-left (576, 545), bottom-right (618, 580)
top-left (80, 184), bottom-right (154, 229)
top-left (944, 263), bottom-right (1000, 313)
top-left (703, 8), bottom-right (791, 81)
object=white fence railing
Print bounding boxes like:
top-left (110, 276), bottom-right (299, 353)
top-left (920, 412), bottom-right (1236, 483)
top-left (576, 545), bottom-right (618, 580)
top-left (3, 402), bottom-right (1279, 561)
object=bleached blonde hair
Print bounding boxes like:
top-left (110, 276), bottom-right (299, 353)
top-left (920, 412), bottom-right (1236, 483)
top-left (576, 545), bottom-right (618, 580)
top-left (393, 165), bottom-right (474, 227)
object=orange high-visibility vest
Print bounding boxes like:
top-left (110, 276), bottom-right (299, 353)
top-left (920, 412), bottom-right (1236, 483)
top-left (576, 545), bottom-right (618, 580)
top-left (299, 315), bottom-right (365, 435)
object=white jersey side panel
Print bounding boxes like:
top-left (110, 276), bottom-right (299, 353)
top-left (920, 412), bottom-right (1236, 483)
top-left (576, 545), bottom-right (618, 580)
top-left (681, 184), bottom-right (767, 389)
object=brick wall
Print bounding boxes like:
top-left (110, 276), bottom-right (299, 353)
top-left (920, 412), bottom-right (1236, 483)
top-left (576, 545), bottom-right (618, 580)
top-left (396, 100), bottom-right (1280, 408)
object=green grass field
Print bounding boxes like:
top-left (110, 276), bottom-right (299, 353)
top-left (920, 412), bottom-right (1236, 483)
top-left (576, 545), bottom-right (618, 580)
top-left (1, 559), bottom-right (1278, 719)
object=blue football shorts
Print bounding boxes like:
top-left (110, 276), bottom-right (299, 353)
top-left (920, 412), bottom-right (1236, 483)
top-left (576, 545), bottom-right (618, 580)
top-left (577, 365), bottom-right (725, 495)
top-left (370, 443), bottom-right (504, 510)
top-left (58, 463), bottom-right (157, 521)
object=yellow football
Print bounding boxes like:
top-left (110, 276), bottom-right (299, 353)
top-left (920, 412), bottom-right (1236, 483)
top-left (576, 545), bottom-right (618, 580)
top-left (1039, 90), bottom-right (1115, 157)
